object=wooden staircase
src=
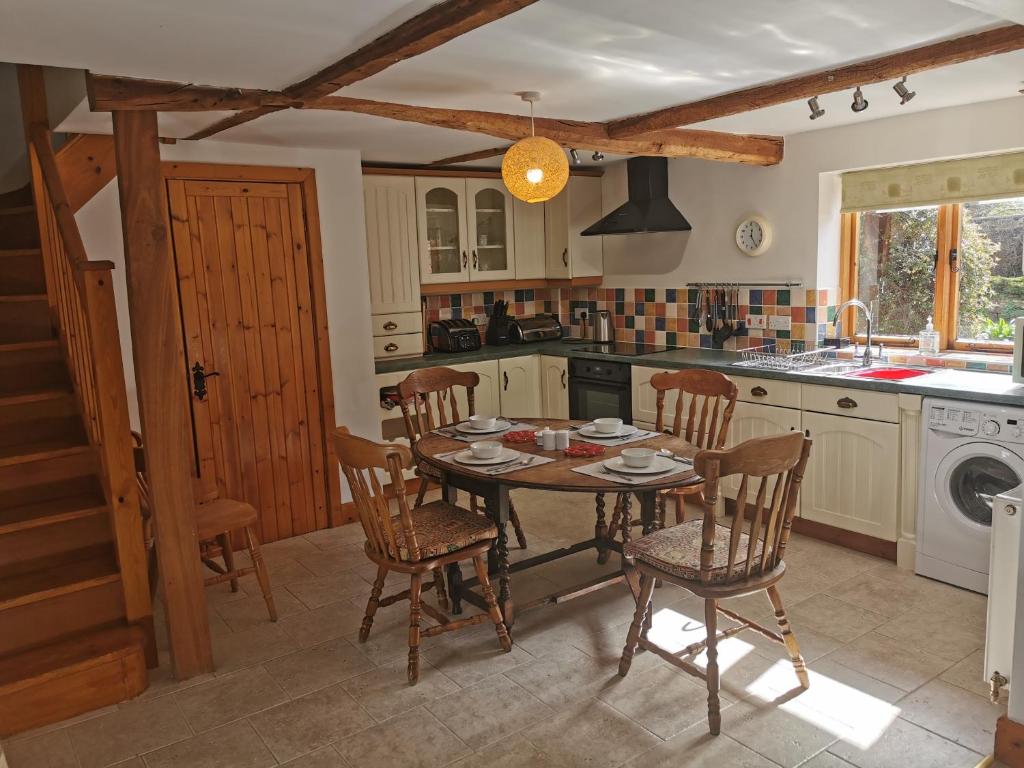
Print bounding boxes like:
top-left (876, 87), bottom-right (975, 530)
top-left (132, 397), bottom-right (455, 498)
top-left (0, 121), bottom-right (153, 736)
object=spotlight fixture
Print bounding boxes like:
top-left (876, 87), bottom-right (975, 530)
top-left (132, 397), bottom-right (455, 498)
top-left (592, 151), bottom-right (605, 162)
top-left (850, 86), bottom-right (869, 113)
top-left (893, 76), bottom-right (915, 105)
top-left (807, 96), bottom-right (825, 120)
top-left (569, 148), bottom-right (581, 165)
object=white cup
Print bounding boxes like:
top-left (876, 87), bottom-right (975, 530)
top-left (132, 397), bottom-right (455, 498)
top-left (621, 448), bottom-right (656, 468)
top-left (469, 415), bottom-right (497, 431)
top-left (593, 417), bottom-right (623, 434)
top-left (470, 441), bottom-right (502, 459)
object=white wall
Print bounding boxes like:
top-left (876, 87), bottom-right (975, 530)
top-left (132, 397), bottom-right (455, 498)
top-left (601, 96), bottom-right (1024, 290)
top-left (0, 63), bottom-right (28, 193)
top-left (75, 140), bottom-right (379, 500)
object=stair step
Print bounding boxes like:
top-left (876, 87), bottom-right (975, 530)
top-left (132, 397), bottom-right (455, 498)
top-left (0, 249), bottom-right (45, 295)
top-left (0, 296), bottom-right (53, 343)
top-left (0, 390), bottom-right (72, 408)
top-left (0, 497), bottom-right (107, 536)
top-left (0, 443), bottom-right (92, 469)
top-left (0, 248), bottom-right (41, 258)
top-left (0, 392), bottom-right (81, 446)
top-left (0, 624), bottom-right (148, 738)
top-left (0, 205), bottom-right (34, 217)
top-left (0, 339), bottom-right (59, 355)
top-left (0, 341), bottom-right (69, 397)
top-left (0, 446), bottom-right (98, 493)
top-left (0, 545), bottom-right (120, 612)
top-left (0, 293), bottom-right (47, 303)
top-left (0, 205), bottom-right (39, 250)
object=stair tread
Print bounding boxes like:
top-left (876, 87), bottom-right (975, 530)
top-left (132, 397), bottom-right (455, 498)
top-left (0, 389), bottom-right (73, 407)
top-left (0, 547), bottom-right (120, 611)
top-left (0, 495), bottom-right (107, 536)
top-left (0, 624), bottom-right (144, 690)
top-left (0, 441), bottom-right (91, 467)
top-left (0, 294), bottom-right (47, 303)
top-left (0, 205), bottom-right (33, 216)
top-left (0, 248), bottom-right (41, 258)
top-left (0, 340), bottom-right (59, 353)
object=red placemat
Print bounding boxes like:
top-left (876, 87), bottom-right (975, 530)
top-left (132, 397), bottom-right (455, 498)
top-left (564, 442), bottom-right (605, 458)
top-left (503, 430), bottom-right (536, 444)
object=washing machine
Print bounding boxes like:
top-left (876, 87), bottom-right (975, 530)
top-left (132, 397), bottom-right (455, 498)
top-left (918, 397), bottom-right (1024, 593)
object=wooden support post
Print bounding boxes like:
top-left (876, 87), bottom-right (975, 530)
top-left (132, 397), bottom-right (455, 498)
top-left (111, 110), bottom-right (213, 678)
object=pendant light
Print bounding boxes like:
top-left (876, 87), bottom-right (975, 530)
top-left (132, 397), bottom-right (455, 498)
top-left (501, 92), bottom-right (568, 203)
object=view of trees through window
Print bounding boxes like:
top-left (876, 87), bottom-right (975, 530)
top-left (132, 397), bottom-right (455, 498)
top-left (853, 196), bottom-right (1024, 345)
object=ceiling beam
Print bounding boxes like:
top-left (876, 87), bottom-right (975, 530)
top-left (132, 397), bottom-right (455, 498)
top-left (429, 145), bottom-right (512, 166)
top-left (87, 74), bottom-right (294, 111)
top-left (180, 0), bottom-right (539, 139)
top-left (606, 23), bottom-right (1024, 138)
top-left (306, 96), bottom-right (783, 165)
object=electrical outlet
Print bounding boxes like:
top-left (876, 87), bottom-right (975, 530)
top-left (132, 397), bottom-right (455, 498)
top-left (745, 314), bottom-right (766, 329)
top-left (471, 315), bottom-right (485, 325)
top-left (769, 315), bottom-right (792, 331)
top-left (573, 307), bottom-right (589, 321)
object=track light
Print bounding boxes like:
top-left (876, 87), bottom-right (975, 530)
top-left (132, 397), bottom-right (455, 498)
top-left (592, 151), bottom-right (605, 162)
top-left (569, 148), bottom-right (580, 164)
top-left (893, 76), bottom-right (915, 105)
top-left (807, 96), bottom-right (825, 120)
top-left (850, 86), bottom-right (869, 113)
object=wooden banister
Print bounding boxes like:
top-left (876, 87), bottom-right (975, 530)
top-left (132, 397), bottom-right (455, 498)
top-left (26, 126), bottom-right (154, 659)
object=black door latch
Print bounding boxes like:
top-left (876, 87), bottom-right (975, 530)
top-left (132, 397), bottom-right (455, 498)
top-left (191, 361), bottom-right (220, 401)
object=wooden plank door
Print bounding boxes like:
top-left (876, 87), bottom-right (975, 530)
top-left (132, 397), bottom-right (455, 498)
top-left (166, 177), bottom-right (329, 543)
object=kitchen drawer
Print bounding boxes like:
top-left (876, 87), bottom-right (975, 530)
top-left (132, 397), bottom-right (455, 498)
top-left (731, 374), bottom-right (801, 409)
top-left (371, 311), bottom-right (421, 337)
top-left (800, 383), bottom-right (899, 423)
top-left (373, 332), bottom-right (423, 359)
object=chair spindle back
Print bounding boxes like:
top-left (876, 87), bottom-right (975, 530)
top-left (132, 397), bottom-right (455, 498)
top-left (332, 426), bottom-right (427, 562)
top-left (651, 370), bottom-right (738, 450)
top-left (398, 367), bottom-right (479, 442)
top-left (694, 431), bottom-right (811, 584)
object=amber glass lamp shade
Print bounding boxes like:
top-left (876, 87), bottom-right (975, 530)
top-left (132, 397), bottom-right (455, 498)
top-left (501, 136), bottom-right (569, 203)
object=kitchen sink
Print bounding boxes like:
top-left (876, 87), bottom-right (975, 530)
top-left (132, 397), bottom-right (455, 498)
top-left (806, 362), bottom-right (932, 380)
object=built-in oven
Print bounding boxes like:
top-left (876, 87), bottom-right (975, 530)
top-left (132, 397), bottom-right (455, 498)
top-left (568, 358), bottom-right (632, 422)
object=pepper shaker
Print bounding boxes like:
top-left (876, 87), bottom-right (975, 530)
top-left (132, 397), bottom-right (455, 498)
top-left (554, 429), bottom-right (570, 450)
top-left (540, 428), bottom-right (556, 451)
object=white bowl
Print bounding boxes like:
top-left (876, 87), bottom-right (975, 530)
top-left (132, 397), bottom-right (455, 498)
top-left (469, 415), bottom-right (498, 430)
top-left (469, 441), bottom-right (502, 459)
top-left (621, 448), bottom-right (656, 468)
top-left (593, 417), bottom-right (624, 434)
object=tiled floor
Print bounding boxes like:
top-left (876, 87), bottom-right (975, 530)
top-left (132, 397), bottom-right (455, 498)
top-left (2, 490), bottom-right (1007, 768)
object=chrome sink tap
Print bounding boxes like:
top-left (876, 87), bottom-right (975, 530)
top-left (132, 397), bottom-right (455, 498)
top-left (833, 299), bottom-right (874, 367)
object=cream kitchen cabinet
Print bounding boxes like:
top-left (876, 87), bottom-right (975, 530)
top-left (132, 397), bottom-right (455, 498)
top-left (545, 175), bottom-right (603, 279)
top-left (498, 355), bottom-right (541, 419)
top-left (512, 197), bottom-right (546, 280)
top-left (416, 177), bottom-right (516, 284)
top-left (363, 176), bottom-right (421, 315)
top-left (723, 400), bottom-right (802, 505)
top-left (540, 355), bottom-right (569, 419)
top-left (800, 410), bottom-right (900, 541)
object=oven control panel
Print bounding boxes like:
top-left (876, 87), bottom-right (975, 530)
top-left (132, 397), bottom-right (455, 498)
top-left (928, 404), bottom-right (1024, 442)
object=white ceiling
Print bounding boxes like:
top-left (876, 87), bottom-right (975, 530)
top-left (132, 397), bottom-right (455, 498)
top-left (5, 0), bottom-right (1022, 165)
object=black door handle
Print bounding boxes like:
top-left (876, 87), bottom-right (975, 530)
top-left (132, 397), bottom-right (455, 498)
top-left (191, 361), bottom-right (220, 401)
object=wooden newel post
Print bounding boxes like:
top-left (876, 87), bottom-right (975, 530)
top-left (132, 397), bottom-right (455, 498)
top-left (111, 110), bottom-right (213, 678)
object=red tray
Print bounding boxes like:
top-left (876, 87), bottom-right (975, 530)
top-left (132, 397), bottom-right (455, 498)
top-left (564, 442), bottom-right (605, 458)
top-left (503, 430), bottom-right (537, 444)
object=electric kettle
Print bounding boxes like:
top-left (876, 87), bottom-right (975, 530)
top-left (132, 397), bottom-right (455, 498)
top-left (593, 310), bottom-right (614, 343)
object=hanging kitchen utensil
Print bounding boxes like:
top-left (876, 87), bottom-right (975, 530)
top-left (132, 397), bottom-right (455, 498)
top-left (704, 287), bottom-right (714, 333)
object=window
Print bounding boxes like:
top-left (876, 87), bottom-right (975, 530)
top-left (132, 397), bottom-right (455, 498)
top-left (840, 196), bottom-right (1024, 352)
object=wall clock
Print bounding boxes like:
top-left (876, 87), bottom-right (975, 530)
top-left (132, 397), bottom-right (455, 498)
top-left (735, 215), bottom-right (772, 256)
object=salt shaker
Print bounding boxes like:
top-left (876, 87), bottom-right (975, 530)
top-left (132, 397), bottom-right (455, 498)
top-left (540, 428), bottom-right (556, 451)
top-left (534, 430), bottom-right (545, 447)
top-left (554, 429), bottom-right (570, 450)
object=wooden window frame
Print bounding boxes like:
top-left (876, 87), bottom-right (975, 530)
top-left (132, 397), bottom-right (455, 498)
top-left (839, 204), bottom-right (1013, 355)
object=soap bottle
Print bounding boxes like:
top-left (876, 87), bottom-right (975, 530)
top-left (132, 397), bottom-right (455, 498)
top-left (919, 316), bottom-right (940, 355)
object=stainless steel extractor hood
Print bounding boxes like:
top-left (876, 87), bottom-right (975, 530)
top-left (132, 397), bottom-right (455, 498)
top-left (581, 156), bottom-right (691, 236)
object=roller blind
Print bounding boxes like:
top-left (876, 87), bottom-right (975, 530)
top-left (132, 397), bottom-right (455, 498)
top-left (841, 151), bottom-right (1024, 212)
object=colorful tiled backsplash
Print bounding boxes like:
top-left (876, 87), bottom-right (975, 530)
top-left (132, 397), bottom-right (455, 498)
top-left (422, 286), bottom-right (1012, 373)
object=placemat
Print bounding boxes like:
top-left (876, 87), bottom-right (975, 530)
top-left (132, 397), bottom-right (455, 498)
top-left (433, 448), bottom-right (556, 475)
top-left (571, 457), bottom-right (696, 486)
top-left (570, 427), bottom-right (660, 447)
top-left (432, 421), bottom-right (538, 443)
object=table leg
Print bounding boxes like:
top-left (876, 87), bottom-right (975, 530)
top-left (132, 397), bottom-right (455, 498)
top-left (594, 493), bottom-right (608, 564)
top-left (484, 487), bottom-right (514, 627)
top-left (446, 563), bottom-right (463, 615)
top-left (639, 491), bottom-right (657, 536)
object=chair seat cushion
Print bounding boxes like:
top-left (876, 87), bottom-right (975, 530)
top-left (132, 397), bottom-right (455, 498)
top-left (391, 501), bottom-right (496, 561)
top-left (624, 520), bottom-right (763, 584)
top-left (195, 498), bottom-right (259, 539)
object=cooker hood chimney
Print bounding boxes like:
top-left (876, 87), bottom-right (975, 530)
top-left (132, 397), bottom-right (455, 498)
top-left (581, 156), bottom-right (691, 236)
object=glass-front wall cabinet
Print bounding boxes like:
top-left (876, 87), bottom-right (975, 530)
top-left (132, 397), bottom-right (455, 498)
top-left (416, 179), bottom-right (469, 284)
top-left (467, 180), bottom-right (515, 280)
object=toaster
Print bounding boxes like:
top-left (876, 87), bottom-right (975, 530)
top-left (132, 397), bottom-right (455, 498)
top-left (509, 314), bottom-right (563, 343)
top-left (428, 319), bottom-right (482, 353)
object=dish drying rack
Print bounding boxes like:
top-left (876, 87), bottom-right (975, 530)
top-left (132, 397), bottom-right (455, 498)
top-left (735, 340), bottom-right (831, 371)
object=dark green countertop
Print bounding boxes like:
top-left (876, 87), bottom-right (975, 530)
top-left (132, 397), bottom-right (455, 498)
top-left (376, 342), bottom-right (1024, 407)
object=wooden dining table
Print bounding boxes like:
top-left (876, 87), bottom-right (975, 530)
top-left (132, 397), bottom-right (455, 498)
top-left (412, 418), bottom-right (703, 627)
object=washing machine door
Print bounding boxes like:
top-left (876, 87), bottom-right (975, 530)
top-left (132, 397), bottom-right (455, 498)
top-left (927, 442), bottom-right (1023, 573)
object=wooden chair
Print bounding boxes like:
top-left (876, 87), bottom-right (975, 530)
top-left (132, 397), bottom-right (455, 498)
top-left (132, 433), bottom-right (277, 621)
top-left (333, 426), bottom-right (511, 684)
top-left (617, 431), bottom-right (812, 736)
top-left (597, 369), bottom-right (738, 563)
top-left (397, 366), bottom-right (528, 549)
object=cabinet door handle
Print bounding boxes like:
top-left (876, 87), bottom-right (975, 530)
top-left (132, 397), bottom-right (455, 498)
top-left (382, 321), bottom-right (398, 331)
top-left (503, 371), bottom-right (509, 391)
top-left (751, 386), bottom-right (768, 397)
top-left (472, 250), bottom-right (478, 269)
top-left (462, 251), bottom-right (468, 268)
top-left (384, 343), bottom-right (399, 352)
top-left (562, 247), bottom-right (568, 267)
top-left (561, 370), bottom-right (567, 389)
top-left (837, 396), bottom-right (858, 409)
